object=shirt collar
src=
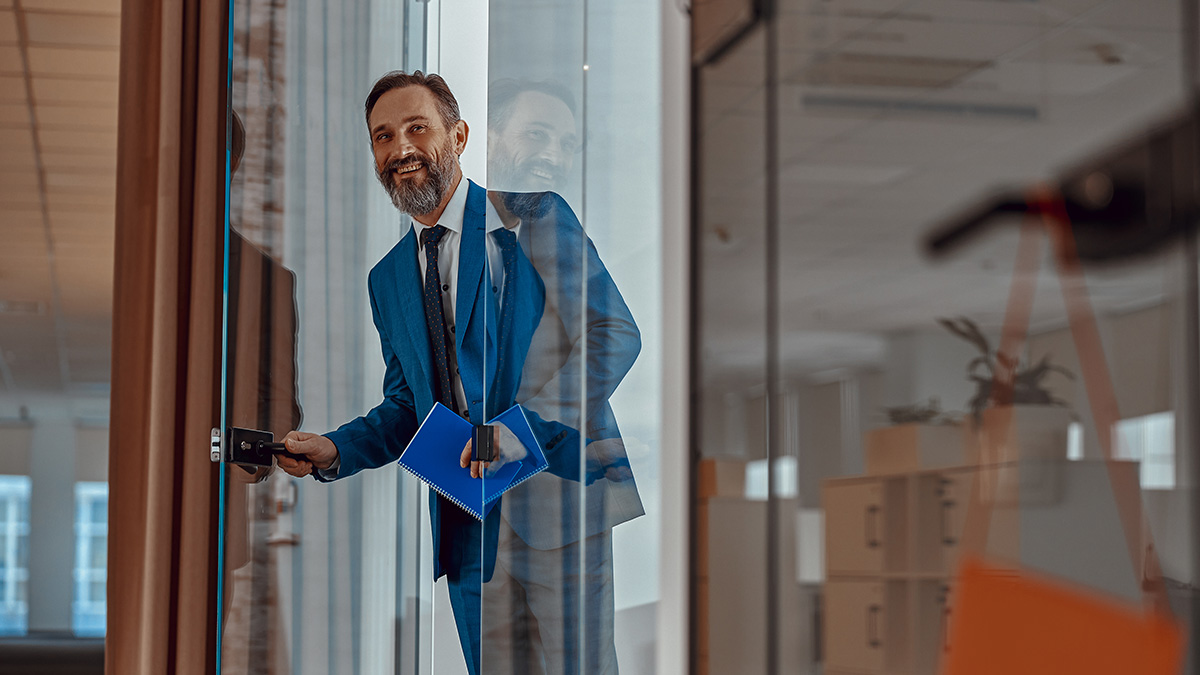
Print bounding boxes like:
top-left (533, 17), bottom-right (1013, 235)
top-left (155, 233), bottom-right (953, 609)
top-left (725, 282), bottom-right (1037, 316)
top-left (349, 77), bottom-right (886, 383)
top-left (415, 176), bottom-right (468, 248)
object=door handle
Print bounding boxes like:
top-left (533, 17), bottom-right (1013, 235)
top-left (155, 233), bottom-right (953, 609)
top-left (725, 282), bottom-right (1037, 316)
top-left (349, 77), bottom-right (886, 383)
top-left (867, 603), bottom-right (882, 648)
top-left (865, 504), bottom-right (881, 549)
top-left (225, 427), bottom-right (306, 467)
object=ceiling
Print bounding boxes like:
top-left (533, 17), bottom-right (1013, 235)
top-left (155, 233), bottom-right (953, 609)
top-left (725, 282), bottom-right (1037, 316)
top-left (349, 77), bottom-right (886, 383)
top-left (0, 0), bottom-right (119, 418)
top-left (698, 0), bottom-right (1190, 383)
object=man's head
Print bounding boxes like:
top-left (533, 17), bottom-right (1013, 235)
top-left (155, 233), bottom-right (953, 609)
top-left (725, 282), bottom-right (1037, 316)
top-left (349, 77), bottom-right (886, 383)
top-left (365, 71), bottom-right (469, 216)
top-left (487, 79), bottom-right (579, 193)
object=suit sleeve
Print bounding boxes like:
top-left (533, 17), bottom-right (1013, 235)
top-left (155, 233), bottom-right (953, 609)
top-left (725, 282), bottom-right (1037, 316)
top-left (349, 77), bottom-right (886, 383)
top-left (321, 268), bottom-right (420, 480)
top-left (519, 194), bottom-right (641, 476)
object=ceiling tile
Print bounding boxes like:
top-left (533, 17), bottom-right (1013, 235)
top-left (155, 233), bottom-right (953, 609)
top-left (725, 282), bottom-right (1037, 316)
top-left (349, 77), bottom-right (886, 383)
top-left (27, 46), bottom-right (118, 79)
top-left (40, 151), bottom-right (114, 172)
top-left (35, 103), bottom-right (117, 128)
top-left (48, 210), bottom-right (110, 230)
top-left (0, 44), bottom-right (19, 75)
top-left (37, 128), bottom-right (116, 152)
top-left (21, 0), bottom-right (119, 13)
top-left (44, 170), bottom-right (115, 192)
top-left (0, 11), bottom-right (17, 45)
top-left (0, 127), bottom-right (32, 151)
top-left (0, 170), bottom-right (37, 190)
top-left (31, 76), bottom-right (116, 104)
top-left (44, 189), bottom-right (113, 208)
top-left (24, 12), bottom-right (120, 48)
top-left (0, 102), bottom-right (27, 125)
top-left (0, 75), bottom-right (24, 102)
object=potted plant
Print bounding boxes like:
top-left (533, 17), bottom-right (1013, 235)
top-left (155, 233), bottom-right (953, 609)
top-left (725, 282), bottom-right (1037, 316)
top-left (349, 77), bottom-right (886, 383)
top-left (938, 316), bottom-right (1075, 464)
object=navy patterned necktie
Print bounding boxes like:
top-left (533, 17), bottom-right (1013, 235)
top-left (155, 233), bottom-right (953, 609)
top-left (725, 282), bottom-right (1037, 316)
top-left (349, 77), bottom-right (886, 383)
top-left (492, 228), bottom-right (518, 376)
top-left (420, 225), bottom-right (456, 413)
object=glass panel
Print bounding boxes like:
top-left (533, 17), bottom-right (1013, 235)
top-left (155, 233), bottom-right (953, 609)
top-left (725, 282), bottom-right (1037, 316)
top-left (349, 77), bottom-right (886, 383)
top-left (219, 1), bottom-right (429, 673)
top-left (694, 0), bottom-right (1199, 673)
top-left (692, 21), bottom-right (772, 674)
top-left (444, 0), bottom-right (669, 672)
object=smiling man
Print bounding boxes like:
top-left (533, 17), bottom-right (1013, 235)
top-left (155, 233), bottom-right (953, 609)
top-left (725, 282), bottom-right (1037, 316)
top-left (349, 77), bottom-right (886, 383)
top-left (276, 71), bottom-right (643, 675)
top-left (487, 78), bottom-right (580, 194)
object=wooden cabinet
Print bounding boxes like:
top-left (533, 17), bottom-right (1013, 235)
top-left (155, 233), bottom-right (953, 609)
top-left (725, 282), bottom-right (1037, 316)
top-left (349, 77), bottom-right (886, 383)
top-left (823, 459), bottom-right (1141, 674)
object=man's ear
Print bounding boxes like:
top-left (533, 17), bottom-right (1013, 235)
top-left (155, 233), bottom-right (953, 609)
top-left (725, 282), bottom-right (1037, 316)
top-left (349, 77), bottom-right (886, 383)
top-left (454, 119), bottom-right (469, 155)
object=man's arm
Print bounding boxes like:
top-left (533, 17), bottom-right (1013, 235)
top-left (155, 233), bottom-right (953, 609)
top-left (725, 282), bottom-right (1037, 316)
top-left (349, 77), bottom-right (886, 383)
top-left (518, 194), bottom-right (641, 475)
top-left (277, 271), bottom-right (421, 479)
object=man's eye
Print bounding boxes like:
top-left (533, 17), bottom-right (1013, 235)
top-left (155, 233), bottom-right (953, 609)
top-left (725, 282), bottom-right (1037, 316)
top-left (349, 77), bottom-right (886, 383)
top-left (411, 125), bottom-right (426, 133)
top-left (524, 129), bottom-right (548, 142)
top-left (375, 133), bottom-right (390, 143)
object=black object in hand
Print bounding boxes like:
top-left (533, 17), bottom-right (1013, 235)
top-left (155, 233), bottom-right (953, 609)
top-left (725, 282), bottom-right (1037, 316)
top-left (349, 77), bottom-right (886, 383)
top-left (472, 424), bottom-right (496, 463)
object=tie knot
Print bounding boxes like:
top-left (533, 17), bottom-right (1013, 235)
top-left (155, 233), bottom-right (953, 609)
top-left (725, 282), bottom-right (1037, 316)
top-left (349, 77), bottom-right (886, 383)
top-left (492, 227), bottom-right (516, 252)
top-left (422, 224), bottom-right (449, 249)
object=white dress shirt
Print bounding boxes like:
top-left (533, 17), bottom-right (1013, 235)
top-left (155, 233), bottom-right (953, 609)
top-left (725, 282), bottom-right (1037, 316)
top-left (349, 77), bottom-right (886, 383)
top-left (412, 178), bottom-right (517, 416)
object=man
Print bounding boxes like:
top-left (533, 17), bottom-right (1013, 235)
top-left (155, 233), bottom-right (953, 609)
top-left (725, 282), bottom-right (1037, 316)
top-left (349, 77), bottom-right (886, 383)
top-left (486, 78), bottom-right (580, 195)
top-left (277, 71), bottom-right (642, 675)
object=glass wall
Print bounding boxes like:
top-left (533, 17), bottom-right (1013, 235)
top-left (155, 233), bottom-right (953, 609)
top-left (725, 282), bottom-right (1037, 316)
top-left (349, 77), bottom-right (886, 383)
top-left (693, 0), bottom-right (1200, 673)
top-left (219, 0), bottom-right (664, 673)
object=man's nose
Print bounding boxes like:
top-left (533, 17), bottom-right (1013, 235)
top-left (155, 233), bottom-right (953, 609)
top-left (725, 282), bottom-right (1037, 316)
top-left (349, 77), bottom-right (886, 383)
top-left (538, 142), bottom-right (565, 167)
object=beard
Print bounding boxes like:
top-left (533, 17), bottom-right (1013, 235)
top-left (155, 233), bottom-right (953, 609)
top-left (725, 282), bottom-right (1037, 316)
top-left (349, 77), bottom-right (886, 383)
top-left (377, 142), bottom-right (457, 216)
top-left (488, 149), bottom-right (565, 193)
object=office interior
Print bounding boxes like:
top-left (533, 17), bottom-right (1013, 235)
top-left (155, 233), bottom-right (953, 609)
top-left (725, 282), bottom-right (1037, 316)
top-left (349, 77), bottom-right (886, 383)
top-left (0, 0), bottom-right (1199, 674)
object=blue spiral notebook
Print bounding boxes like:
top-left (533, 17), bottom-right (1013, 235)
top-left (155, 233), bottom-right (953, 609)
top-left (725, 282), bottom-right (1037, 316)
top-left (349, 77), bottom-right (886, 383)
top-left (398, 402), bottom-right (548, 519)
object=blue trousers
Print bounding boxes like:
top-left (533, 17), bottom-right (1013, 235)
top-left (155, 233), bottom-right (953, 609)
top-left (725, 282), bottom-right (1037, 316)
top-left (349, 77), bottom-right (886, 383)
top-left (444, 515), bottom-right (618, 675)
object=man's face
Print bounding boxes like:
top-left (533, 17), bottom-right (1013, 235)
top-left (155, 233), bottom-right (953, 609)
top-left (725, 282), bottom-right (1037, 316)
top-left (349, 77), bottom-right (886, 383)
top-left (369, 85), bottom-right (468, 215)
top-left (487, 91), bottom-right (578, 193)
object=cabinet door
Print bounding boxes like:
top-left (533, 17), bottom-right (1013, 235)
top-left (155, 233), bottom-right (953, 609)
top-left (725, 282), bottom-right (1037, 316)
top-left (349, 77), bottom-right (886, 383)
top-left (824, 481), bottom-right (886, 574)
top-left (940, 470), bottom-right (973, 573)
top-left (824, 580), bottom-right (887, 673)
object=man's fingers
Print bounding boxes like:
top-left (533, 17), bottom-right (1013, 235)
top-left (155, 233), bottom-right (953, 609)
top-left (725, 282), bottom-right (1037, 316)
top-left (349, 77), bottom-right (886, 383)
top-left (461, 442), bottom-right (472, 468)
top-left (276, 456), bottom-right (311, 477)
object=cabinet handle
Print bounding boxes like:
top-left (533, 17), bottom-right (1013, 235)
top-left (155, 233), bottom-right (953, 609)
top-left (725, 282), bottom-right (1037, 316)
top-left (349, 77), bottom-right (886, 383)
top-left (939, 585), bottom-right (952, 652)
top-left (942, 605), bottom-right (952, 652)
top-left (941, 499), bottom-right (957, 546)
top-left (865, 504), bottom-right (881, 549)
top-left (867, 604), bottom-right (882, 648)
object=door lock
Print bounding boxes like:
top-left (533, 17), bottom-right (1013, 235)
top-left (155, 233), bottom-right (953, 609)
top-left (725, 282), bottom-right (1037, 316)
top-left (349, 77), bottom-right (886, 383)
top-left (225, 427), bottom-right (307, 467)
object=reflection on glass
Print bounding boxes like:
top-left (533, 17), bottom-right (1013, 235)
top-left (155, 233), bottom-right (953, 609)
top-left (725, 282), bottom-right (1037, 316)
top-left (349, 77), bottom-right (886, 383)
top-left (693, 0), bottom-right (1197, 672)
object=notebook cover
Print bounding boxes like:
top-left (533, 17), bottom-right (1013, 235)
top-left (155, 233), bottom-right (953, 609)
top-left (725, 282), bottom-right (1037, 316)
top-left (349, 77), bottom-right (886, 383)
top-left (397, 402), bottom-right (548, 519)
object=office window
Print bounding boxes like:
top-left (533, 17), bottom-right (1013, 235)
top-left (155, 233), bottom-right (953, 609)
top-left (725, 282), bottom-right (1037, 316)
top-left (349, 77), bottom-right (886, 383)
top-left (72, 482), bottom-right (107, 637)
top-left (0, 475), bottom-right (30, 636)
top-left (1116, 412), bottom-right (1175, 490)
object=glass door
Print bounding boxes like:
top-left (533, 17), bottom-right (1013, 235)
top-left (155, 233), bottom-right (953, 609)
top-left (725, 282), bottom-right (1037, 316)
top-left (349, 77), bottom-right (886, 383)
top-left (216, 1), bottom-right (432, 673)
top-left (214, 1), bottom-right (668, 672)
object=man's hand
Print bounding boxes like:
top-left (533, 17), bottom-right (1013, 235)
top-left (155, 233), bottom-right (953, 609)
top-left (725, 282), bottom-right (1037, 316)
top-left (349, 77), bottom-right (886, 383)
top-left (459, 423), bottom-right (527, 479)
top-left (277, 431), bottom-right (339, 478)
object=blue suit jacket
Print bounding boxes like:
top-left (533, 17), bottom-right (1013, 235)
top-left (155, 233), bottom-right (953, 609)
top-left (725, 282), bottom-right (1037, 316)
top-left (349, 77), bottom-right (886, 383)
top-left (323, 180), bottom-right (643, 580)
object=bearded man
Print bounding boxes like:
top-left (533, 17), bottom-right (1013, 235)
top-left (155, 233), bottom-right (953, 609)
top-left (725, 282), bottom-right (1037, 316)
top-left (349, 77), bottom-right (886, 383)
top-left (276, 71), bottom-right (643, 675)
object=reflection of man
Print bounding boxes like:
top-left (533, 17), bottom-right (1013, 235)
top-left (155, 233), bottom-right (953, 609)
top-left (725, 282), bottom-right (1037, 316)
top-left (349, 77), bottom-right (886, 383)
top-left (486, 79), bottom-right (579, 194)
top-left (222, 109), bottom-right (302, 675)
top-left (276, 71), bottom-right (641, 675)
